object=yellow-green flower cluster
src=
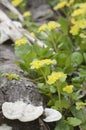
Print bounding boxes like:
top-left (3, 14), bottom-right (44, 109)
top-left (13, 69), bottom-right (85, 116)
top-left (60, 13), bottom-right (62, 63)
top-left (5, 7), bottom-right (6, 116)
top-left (72, 9), bottom-right (85, 17)
top-left (43, 59), bottom-right (56, 65)
top-left (23, 11), bottom-right (31, 18)
top-left (70, 19), bottom-right (86, 35)
top-left (70, 2), bottom-right (86, 35)
top-left (47, 72), bottom-right (67, 85)
top-left (30, 32), bottom-right (35, 37)
top-left (67, 0), bottom-right (74, 7)
top-left (63, 85), bottom-right (73, 93)
top-left (54, 0), bottom-right (74, 10)
top-left (12, 0), bottom-right (23, 7)
top-left (54, 1), bottom-right (67, 10)
top-left (37, 24), bottom-right (47, 32)
top-left (6, 73), bottom-right (20, 80)
top-left (79, 33), bottom-right (86, 38)
top-left (76, 101), bottom-right (86, 110)
top-left (30, 59), bottom-right (56, 69)
top-left (37, 21), bottom-right (60, 32)
top-left (71, 3), bottom-right (86, 17)
top-left (15, 37), bottom-right (28, 46)
top-left (47, 21), bottom-right (61, 31)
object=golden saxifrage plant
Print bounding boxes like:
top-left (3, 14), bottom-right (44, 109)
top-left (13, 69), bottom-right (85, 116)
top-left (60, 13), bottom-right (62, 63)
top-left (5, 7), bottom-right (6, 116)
top-left (14, 0), bottom-right (86, 130)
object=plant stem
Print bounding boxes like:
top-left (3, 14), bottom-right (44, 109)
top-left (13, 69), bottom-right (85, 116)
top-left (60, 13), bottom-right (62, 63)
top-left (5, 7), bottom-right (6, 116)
top-left (57, 86), bottom-right (62, 112)
top-left (40, 69), bottom-right (55, 105)
top-left (40, 69), bottom-right (47, 82)
top-left (51, 32), bottom-right (57, 52)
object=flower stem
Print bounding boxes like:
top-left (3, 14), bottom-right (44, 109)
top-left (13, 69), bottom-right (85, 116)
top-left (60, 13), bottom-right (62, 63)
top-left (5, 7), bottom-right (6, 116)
top-left (40, 69), bottom-right (47, 82)
top-left (57, 86), bottom-right (62, 112)
top-left (51, 32), bottom-right (57, 52)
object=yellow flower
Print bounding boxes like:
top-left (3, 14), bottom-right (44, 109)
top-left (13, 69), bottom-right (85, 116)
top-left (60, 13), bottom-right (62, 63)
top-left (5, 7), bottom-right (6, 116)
top-left (37, 24), bottom-right (47, 32)
top-left (80, 3), bottom-right (86, 8)
top-left (67, 0), bottom-right (74, 7)
top-left (6, 73), bottom-right (20, 80)
top-left (70, 25), bottom-right (79, 35)
top-left (80, 33), bottom-right (86, 38)
top-left (30, 32), bottom-right (35, 37)
top-left (79, 20), bottom-right (86, 29)
top-left (54, 1), bottom-right (67, 10)
top-left (15, 37), bottom-right (28, 46)
top-left (70, 19), bottom-right (86, 35)
top-left (47, 72), bottom-right (67, 85)
top-left (70, 18), bottom-right (76, 24)
top-left (42, 59), bottom-right (56, 65)
top-left (23, 11), bottom-right (31, 18)
top-left (30, 59), bottom-right (56, 69)
top-left (72, 9), bottom-right (85, 17)
top-left (76, 102), bottom-right (86, 110)
top-left (63, 85), bottom-right (73, 93)
top-left (12, 0), bottom-right (23, 7)
top-left (47, 21), bottom-right (61, 31)
top-left (30, 60), bottom-right (43, 69)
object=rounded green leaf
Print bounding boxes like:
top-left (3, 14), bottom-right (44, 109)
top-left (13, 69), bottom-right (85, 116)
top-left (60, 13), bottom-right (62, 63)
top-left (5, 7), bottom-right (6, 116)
top-left (67, 117), bottom-right (82, 127)
top-left (71, 52), bottom-right (83, 67)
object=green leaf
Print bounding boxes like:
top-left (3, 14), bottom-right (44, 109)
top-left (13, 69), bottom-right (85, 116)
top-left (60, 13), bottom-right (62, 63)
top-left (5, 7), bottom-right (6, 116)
top-left (67, 117), bottom-right (82, 127)
top-left (79, 68), bottom-right (86, 79)
top-left (58, 37), bottom-right (73, 50)
top-left (47, 100), bottom-right (53, 106)
top-left (71, 107), bottom-right (86, 130)
top-left (71, 107), bottom-right (86, 124)
top-left (55, 51), bottom-right (70, 67)
top-left (71, 52), bottom-right (83, 67)
top-left (80, 42), bottom-right (86, 51)
top-left (58, 17), bottom-right (68, 34)
top-left (0, 71), bottom-right (2, 76)
top-left (15, 43), bottom-right (30, 57)
top-left (41, 66), bottom-right (50, 76)
top-left (16, 61), bottom-right (29, 72)
top-left (55, 119), bottom-right (73, 130)
top-left (50, 86), bottom-right (56, 93)
top-left (83, 53), bottom-right (86, 63)
top-left (55, 100), bottom-right (70, 109)
top-left (37, 83), bottom-right (49, 94)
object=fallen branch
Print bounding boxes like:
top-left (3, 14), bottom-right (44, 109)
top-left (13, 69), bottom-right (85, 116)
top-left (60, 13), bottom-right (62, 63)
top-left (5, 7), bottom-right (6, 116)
top-left (0, 9), bottom-right (46, 47)
top-left (0, 0), bottom-right (24, 21)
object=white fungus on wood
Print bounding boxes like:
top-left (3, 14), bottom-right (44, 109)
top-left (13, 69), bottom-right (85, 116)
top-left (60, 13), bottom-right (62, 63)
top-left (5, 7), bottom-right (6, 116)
top-left (2, 101), bottom-right (27, 120)
top-left (19, 104), bottom-right (44, 122)
top-left (43, 108), bottom-right (62, 122)
top-left (2, 101), bottom-right (62, 123)
top-left (2, 101), bottom-right (44, 122)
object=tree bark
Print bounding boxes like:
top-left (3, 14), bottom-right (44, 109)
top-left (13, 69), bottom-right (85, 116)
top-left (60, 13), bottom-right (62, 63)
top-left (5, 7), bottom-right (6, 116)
top-left (0, 42), bottom-right (44, 130)
top-left (0, 9), bottom-right (46, 47)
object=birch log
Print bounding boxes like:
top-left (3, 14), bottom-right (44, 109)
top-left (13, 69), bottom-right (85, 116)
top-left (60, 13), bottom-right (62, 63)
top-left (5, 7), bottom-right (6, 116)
top-left (0, 0), bottom-right (24, 21)
top-left (0, 9), bottom-right (46, 47)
